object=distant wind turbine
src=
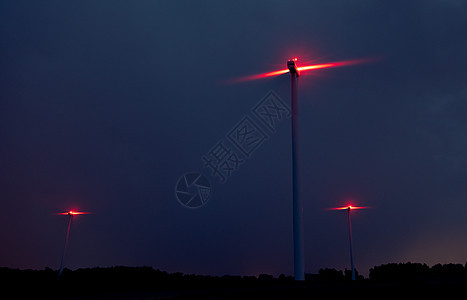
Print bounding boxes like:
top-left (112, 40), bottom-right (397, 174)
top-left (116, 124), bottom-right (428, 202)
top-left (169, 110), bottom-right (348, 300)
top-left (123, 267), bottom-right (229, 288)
top-left (329, 204), bottom-right (369, 280)
top-left (57, 210), bottom-right (91, 277)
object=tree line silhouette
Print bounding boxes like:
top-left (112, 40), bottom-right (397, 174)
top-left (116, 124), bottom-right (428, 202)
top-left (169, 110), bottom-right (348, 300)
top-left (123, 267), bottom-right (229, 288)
top-left (369, 262), bottom-right (467, 283)
top-left (1, 262), bottom-right (467, 298)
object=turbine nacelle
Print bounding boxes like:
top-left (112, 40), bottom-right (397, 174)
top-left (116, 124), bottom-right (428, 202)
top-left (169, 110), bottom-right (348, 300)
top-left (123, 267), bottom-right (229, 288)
top-left (287, 58), bottom-right (300, 76)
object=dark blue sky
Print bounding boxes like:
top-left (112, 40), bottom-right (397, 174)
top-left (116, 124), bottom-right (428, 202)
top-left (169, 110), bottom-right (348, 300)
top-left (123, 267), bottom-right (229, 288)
top-left (1, 1), bottom-right (467, 277)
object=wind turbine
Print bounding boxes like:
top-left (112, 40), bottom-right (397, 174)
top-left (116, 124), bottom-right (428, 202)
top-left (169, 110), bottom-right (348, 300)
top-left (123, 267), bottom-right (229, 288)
top-left (287, 58), bottom-right (304, 281)
top-left (57, 210), bottom-right (91, 277)
top-left (233, 56), bottom-right (376, 281)
top-left (329, 205), bottom-right (369, 280)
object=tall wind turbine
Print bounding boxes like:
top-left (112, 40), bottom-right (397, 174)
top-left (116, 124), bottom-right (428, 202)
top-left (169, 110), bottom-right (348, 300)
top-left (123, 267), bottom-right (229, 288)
top-left (287, 58), bottom-right (304, 281)
top-left (232, 56), bottom-right (375, 281)
top-left (57, 210), bottom-right (91, 277)
top-left (330, 205), bottom-right (368, 280)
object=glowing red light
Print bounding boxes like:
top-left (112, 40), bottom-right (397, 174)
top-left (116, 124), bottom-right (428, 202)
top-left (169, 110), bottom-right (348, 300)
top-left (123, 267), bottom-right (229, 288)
top-left (57, 210), bottom-right (92, 215)
top-left (230, 68), bottom-right (290, 82)
top-left (329, 205), bottom-right (369, 211)
top-left (297, 63), bottom-right (335, 72)
top-left (229, 56), bottom-right (378, 83)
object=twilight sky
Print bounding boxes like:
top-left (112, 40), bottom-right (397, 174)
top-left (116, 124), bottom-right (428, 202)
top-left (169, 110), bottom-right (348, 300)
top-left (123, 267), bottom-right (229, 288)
top-left (1, 1), bottom-right (467, 277)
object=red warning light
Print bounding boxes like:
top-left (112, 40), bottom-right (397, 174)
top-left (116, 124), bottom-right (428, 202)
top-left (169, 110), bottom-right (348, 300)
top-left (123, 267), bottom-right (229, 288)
top-left (330, 205), bottom-right (369, 211)
top-left (229, 56), bottom-right (378, 83)
top-left (57, 210), bottom-right (92, 215)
